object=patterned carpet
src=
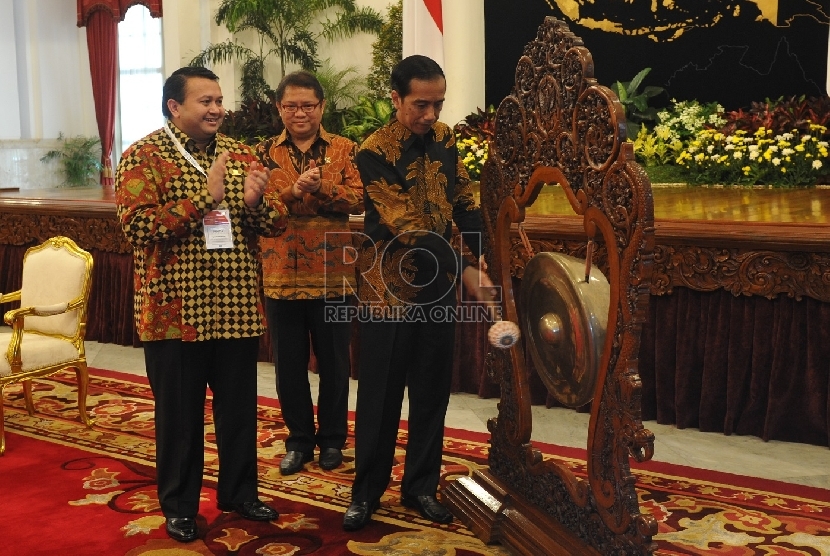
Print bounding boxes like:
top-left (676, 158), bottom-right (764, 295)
top-left (1, 368), bottom-right (829, 555)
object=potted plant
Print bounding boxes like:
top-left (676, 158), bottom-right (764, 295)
top-left (190, 0), bottom-right (383, 103)
top-left (40, 133), bottom-right (102, 187)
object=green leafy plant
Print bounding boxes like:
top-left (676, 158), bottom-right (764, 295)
top-left (633, 124), bottom-right (683, 167)
top-left (367, 0), bottom-right (402, 98)
top-left (40, 134), bottom-right (102, 187)
top-left (610, 68), bottom-right (665, 139)
top-left (315, 61), bottom-right (367, 135)
top-left (190, 0), bottom-right (383, 102)
top-left (339, 95), bottom-right (393, 144)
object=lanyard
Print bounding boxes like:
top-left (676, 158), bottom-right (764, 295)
top-left (164, 122), bottom-right (212, 177)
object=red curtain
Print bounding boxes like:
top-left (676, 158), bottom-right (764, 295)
top-left (84, 12), bottom-right (118, 193)
top-left (76, 1), bottom-right (162, 195)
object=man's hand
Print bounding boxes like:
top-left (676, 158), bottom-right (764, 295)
top-left (461, 265), bottom-right (498, 304)
top-left (207, 151), bottom-right (230, 202)
top-left (244, 160), bottom-right (271, 208)
top-left (292, 159), bottom-right (322, 198)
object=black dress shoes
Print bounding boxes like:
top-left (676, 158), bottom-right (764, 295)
top-left (319, 447), bottom-right (343, 470)
top-left (342, 499), bottom-right (380, 531)
top-left (401, 494), bottom-right (453, 524)
top-left (217, 499), bottom-right (279, 521)
top-left (165, 517), bottom-right (197, 542)
top-left (280, 450), bottom-right (313, 475)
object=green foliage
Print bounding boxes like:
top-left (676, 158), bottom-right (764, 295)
top-left (315, 61), bottom-right (367, 135)
top-left (191, 0), bottom-right (383, 102)
top-left (641, 164), bottom-right (687, 184)
top-left (219, 98), bottom-right (283, 146)
top-left (367, 0), bottom-right (402, 98)
top-left (610, 68), bottom-right (665, 139)
top-left (40, 133), bottom-right (102, 187)
top-left (339, 95), bottom-right (393, 144)
top-left (633, 124), bottom-right (683, 167)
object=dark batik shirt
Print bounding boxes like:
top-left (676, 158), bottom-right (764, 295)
top-left (355, 117), bottom-right (482, 309)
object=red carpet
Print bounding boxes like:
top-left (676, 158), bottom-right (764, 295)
top-left (1, 368), bottom-right (829, 555)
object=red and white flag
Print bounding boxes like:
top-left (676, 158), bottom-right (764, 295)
top-left (403, 0), bottom-right (444, 69)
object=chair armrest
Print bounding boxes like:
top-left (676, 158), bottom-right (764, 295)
top-left (0, 290), bottom-right (21, 304)
top-left (4, 301), bottom-right (70, 325)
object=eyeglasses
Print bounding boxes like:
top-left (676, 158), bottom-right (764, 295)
top-left (280, 102), bottom-right (320, 114)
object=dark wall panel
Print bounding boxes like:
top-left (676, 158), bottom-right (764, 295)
top-left (484, 0), bottom-right (829, 111)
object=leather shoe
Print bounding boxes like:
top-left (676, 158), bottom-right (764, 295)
top-left (319, 447), bottom-right (343, 470)
top-left (401, 494), bottom-right (453, 524)
top-left (217, 499), bottom-right (279, 521)
top-left (342, 499), bottom-right (379, 531)
top-left (280, 450), bottom-right (313, 475)
top-left (165, 517), bottom-right (197, 542)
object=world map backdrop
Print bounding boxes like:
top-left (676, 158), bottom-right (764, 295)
top-left (484, 0), bottom-right (829, 111)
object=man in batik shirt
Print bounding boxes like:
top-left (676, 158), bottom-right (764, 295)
top-left (116, 66), bottom-right (287, 543)
top-left (256, 71), bottom-right (363, 476)
top-left (342, 55), bottom-right (496, 532)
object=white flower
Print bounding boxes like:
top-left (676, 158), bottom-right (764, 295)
top-left (813, 160), bottom-right (823, 170)
top-left (781, 148), bottom-right (794, 156)
top-left (772, 157), bottom-right (781, 166)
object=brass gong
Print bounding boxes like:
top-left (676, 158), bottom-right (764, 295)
top-left (520, 252), bottom-right (610, 408)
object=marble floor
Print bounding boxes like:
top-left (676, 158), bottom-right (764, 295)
top-left (84, 340), bottom-right (830, 491)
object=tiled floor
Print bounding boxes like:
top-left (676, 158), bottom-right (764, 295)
top-left (84, 340), bottom-right (830, 490)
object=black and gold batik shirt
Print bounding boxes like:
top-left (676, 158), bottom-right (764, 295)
top-left (355, 117), bottom-right (482, 311)
top-left (116, 123), bottom-right (289, 342)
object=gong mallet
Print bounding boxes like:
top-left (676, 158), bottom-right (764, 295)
top-left (486, 302), bottom-right (521, 349)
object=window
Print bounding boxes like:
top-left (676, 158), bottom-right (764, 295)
top-left (116, 5), bottom-right (163, 158)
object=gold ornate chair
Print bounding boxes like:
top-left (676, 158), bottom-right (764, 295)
top-left (0, 236), bottom-right (95, 455)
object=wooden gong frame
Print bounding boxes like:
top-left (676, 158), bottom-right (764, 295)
top-left (444, 17), bottom-right (658, 555)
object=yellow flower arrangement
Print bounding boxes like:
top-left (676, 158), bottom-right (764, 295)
top-left (457, 136), bottom-right (489, 181)
top-left (675, 123), bottom-right (828, 186)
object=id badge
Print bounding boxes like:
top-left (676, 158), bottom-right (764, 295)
top-left (203, 207), bottom-right (234, 249)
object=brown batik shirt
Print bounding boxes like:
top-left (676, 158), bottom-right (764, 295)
top-left (256, 127), bottom-right (364, 300)
top-left (355, 118), bottom-right (482, 309)
top-left (116, 123), bottom-right (289, 342)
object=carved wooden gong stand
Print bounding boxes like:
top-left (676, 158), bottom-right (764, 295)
top-left (444, 17), bottom-right (658, 555)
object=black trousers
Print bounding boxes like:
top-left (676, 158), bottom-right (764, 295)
top-left (266, 297), bottom-right (351, 454)
top-left (143, 337), bottom-right (260, 518)
top-left (350, 317), bottom-right (455, 504)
